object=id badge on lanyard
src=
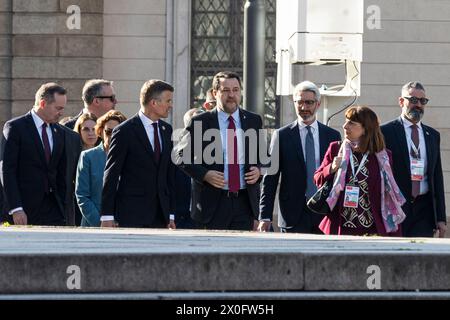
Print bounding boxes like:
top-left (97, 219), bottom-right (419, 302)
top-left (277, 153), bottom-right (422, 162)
top-left (343, 152), bottom-right (368, 209)
top-left (411, 159), bottom-right (425, 181)
top-left (344, 184), bottom-right (360, 208)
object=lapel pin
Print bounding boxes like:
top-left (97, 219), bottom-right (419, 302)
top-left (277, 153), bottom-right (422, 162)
top-left (162, 126), bottom-right (166, 131)
top-left (426, 131), bottom-right (430, 135)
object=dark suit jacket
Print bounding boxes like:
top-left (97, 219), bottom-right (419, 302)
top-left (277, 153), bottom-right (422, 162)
top-left (101, 114), bottom-right (176, 227)
top-left (259, 120), bottom-right (341, 228)
top-left (60, 125), bottom-right (82, 226)
top-left (175, 107), bottom-right (265, 224)
top-left (0, 112), bottom-right (66, 224)
top-left (381, 117), bottom-right (446, 226)
top-left (63, 110), bottom-right (83, 130)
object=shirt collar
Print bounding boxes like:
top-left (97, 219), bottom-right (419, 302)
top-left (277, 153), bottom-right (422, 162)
top-left (401, 114), bottom-right (422, 130)
top-left (139, 110), bottom-right (158, 127)
top-left (298, 119), bottom-right (318, 132)
top-left (217, 107), bottom-right (240, 123)
top-left (31, 109), bottom-right (46, 128)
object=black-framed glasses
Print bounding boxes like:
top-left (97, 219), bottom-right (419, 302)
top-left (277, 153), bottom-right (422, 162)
top-left (403, 96), bottom-right (429, 105)
top-left (104, 128), bottom-right (113, 137)
top-left (96, 95), bottom-right (116, 103)
top-left (294, 99), bottom-right (316, 106)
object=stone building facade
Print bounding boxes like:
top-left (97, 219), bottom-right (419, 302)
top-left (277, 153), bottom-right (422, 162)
top-left (0, 0), bottom-right (449, 221)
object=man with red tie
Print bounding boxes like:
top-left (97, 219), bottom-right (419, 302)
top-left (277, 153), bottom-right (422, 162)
top-left (175, 71), bottom-right (264, 230)
top-left (100, 80), bottom-right (176, 229)
top-left (381, 81), bottom-right (447, 237)
top-left (0, 83), bottom-right (68, 226)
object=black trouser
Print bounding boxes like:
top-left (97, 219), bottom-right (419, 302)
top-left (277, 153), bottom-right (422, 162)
top-left (402, 193), bottom-right (435, 237)
top-left (280, 204), bottom-right (324, 234)
top-left (204, 190), bottom-right (254, 231)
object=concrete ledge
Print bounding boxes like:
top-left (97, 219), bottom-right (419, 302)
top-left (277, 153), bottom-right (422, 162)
top-left (1, 227), bottom-right (450, 294)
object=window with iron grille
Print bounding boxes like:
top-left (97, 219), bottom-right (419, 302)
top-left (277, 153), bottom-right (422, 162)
top-left (191, 0), bottom-right (279, 129)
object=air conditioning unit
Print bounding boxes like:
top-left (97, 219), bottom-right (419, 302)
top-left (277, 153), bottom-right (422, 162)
top-left (277, 0), bottom-right (364, 64)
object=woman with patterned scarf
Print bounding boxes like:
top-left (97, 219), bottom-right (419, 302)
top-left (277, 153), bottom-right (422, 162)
top-left (314, 106), bottom-right (406, 236)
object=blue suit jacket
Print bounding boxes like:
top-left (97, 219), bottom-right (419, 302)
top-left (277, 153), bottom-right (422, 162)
top-left (75, 144), bottom-right (106, 227)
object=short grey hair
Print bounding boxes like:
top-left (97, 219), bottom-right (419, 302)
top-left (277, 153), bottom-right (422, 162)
top-left (82, 79), bottom-right (113, 105)
top-left (401, 81), bottom-right (425, 96)
top-left (293, 81), bottom-right (320, 101)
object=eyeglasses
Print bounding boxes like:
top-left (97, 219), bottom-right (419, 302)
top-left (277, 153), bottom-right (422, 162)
top-left (96, 95), bottom-right (116, 103)
top-left (294, 99), bottom-right (316, 106)
top-left (104, 128), bottom-right (113, 137)
top-left (403, 96), bottom-right (429, 105)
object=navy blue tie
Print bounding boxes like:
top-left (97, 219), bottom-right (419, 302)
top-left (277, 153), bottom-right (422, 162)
top-left (305, 126), bottom-right (317, 198)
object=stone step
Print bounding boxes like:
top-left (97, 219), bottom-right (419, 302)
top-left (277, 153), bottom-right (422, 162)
top-left (1, 227), bottom-right (450, 294)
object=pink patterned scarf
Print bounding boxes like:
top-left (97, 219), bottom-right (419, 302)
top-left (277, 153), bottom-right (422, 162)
top-left (326, 140), bottom-right (406, 233)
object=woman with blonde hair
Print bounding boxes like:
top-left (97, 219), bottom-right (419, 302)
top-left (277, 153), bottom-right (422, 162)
top-left (314, 106), bottom-right (406, 236)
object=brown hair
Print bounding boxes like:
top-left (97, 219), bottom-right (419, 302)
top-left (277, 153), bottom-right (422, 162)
top-left (95, 110), bottom-right (127, 138)
top-left (345, 106), bottom-right (385, 154)
top-left (74, 113), bottom-right (98, 135)
top-left (140, 79), bottom-right (174, 107)
top-left (212, 71), bottom-right (242, 91)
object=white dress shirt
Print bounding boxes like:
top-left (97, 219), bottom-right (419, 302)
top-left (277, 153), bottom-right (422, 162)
top-left (401, 115), bottom-right (429, 195)
top-left (217, 108), bottom-right (246, 190)
top-left (138, 110), bottom-right (163, 151)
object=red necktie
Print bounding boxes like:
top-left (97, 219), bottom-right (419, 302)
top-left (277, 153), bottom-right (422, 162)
top-left (411, 124), bottom-right (420, 198)
top-left (41, 123), bottom-right (51, 164)
top-left (227, 116), bottom-right (240, 192)
top-left (152, 122), bottom-right (161, 164)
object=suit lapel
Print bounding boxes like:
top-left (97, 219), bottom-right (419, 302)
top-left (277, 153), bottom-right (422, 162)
top-left (131, 114), bottom-right (156, 163)
top-left (159, 121), bottom-right (170, 163)
top-left (394, 117), bottom-right (411, 170)
top-left (317, 122), bottom-right (328, 160)
top-left (49, 124), bottom-right (64, 168)
top-left (289, 121), bottom-right (305, 165)
top-left (422, 124), bottom-right (434, 177)
top-left (25, 112), bottom-right (48, 167)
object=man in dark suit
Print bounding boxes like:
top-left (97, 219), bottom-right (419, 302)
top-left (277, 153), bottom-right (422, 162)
top-left (381, 81), bottom-right (447, 237)
top-left (60, 126), bottom-right (82, 226)
top-left (258, 81), bottom-right (341, 234)
top-left (100, 80), bottom-right (176, 229)
top-left (0, 83), bottom-right (68, 226)
top-left (175, 71), bottom-right (264, 231)
top-left (64, 79), bottom-right (117, 129)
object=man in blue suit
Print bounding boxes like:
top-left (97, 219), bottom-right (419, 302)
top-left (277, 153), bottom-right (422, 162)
top-left (258, 81), bottom-right (341, 233)
top-left (1, 83), bottom-right (68, 226)
top-left (381, 81), bottom-right (447, 237)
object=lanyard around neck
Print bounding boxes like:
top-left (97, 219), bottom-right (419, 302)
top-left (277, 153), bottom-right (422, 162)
top-left (349, 151), bottom-right (369, 179)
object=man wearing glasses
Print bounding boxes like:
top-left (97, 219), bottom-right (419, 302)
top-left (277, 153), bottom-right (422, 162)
top-left (258, 81), bottom-right (341, 233)
top-left (381, 81), bottom-right (447, 237)
top-left (64, 79), bottom-right (117, 130)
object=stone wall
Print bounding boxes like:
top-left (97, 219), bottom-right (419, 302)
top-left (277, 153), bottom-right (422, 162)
top-left (0, 0), bottom-right (12, 129)
top-left (10, 0), bottom-right (103, 119)
top-left (102, 0), bottom-right (167, 119)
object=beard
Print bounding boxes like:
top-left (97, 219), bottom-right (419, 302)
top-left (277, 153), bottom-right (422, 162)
top-left (404, 107), bottom-right (424, 122)
top-left (298, 110), bottom-right (315, 122)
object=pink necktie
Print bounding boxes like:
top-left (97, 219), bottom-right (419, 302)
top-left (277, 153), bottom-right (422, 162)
top-left (411, 124), bottom-right (420, 198)
top-left (227, 116), bottom-right (239, 192)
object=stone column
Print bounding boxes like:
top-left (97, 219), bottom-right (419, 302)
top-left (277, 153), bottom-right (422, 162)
top-left (0, 0), bottom-right (12, 128)
top-left (11, 0), bottom-right (103, 118)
